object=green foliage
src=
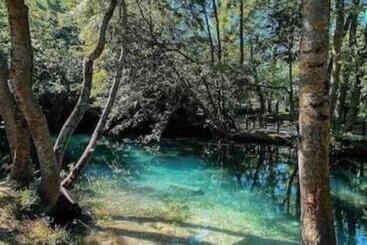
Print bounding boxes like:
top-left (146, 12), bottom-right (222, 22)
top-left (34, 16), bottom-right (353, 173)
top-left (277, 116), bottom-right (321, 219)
top-left (19, 188), bottom-right (39, 211)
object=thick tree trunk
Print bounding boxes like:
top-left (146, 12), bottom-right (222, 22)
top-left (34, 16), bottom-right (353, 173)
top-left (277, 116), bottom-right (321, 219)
top-left (0, 55), bottom-right (16, 158)
top-left (0, 60), bottom-right (16, 157)
top-left (298, 0), bottom-right (335, 244)
top-left (6, 0), bottom-right (60, 204)
top-left (9, 107), bottom-right (33, 186)
top-left (54, 0), bottom-right (117, 168)
top-left (62, 1), bottom-right (128, 188)
top-left (329, 0), bottom-right (345, 117)
top-left (0, 54), bottom-right (33, 186)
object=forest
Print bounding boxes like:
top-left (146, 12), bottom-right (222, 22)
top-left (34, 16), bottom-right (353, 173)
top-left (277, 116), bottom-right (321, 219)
top-left (0, 0), bottom-right (366, 244)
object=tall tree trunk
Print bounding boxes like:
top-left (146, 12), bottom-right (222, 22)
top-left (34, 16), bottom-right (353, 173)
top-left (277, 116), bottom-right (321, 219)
top-left (54, 0), bottom-right (117, 168)
top-left (329, 0), bottom-right (345, 117)
top-left (62, 0), bottom-right (128, 189)
top-left (212, 0), bottom-right (222, 62)
top-left (0, 55), bottom-right (16, 158)
top-left (202, 5), bottom-right (215, 65)
top-left (0, 54), bottom-right (33, 186)
top-left (250, 39), bottom-right (264, 126)
top-left (298, 0), bottom-right (335, 244)
top-left (288, 39), bottom-right (295, 120)
top-left (239, 0), bottom-right (244, 66)
top-left (335, 11), bottom-right (354, 128)
top-left (345, 23), bottom-right (366, 132)
top-left (6, 0), bottom-right (60, 204)
top-left (336, 64), bottom-right (351, 127)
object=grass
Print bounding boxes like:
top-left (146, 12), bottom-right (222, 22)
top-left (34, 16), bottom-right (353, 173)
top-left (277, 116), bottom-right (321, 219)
top-left (19, 188), bottom-right (38, 211)
top-left (26, 219), bottom-right (69, 245)
top-left (0, 182), bottom-right (75, 245)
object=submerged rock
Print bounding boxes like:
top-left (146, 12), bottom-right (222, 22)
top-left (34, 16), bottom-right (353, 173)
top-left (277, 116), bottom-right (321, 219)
top-left (168, 183), bottom-right (205, 196)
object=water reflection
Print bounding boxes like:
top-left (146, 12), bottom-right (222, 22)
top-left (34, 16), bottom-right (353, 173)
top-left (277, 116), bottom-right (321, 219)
top-left (68, 136), bottom-right (367, 244)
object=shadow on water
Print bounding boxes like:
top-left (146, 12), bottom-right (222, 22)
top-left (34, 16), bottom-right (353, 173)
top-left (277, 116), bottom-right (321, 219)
top-left (101, 226), bottom-right (299, 245)
top-left (96, 216), bottom-right (299, 245)
top-left (111, 216), bottom-right (301, 245)
top-left (99, 226), bottom-right (216, 245)
top-left (112, 216), bottom-right (249, 237)
top-left (68, 136), bottom-right (367, 245)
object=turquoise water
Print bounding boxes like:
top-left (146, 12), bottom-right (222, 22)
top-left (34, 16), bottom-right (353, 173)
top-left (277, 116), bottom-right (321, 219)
top-left (69, 136), bottom-right (367, 245)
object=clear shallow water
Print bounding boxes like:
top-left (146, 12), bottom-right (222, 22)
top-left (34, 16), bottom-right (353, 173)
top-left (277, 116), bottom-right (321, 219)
top-left (68, 136), bottom-right (367, 245)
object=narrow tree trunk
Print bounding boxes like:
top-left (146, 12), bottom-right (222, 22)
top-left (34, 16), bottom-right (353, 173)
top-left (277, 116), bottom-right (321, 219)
top-left (335, 11), bottom-right (354, 128)
top-left (288, 39), bottom-right (295, 121)
top-left (54, 0), bottom-right (117, 168)
top-left (212, 0), bottom-right (222, 62)
top-left (345, 75), bottom-right (362, 131)
top-left (250, 39), bottom-right (264, 126)
top-left (62, 1), bottom-right (128, 188)
top-left (345, 19), bottom-right (366, 132)
top-left (0, 54), bottom-right (33, 186)
top-left (6, 0), bottom-right (60, 204)
top-left (329, 0), bottom-right (345, 117)
top-left (298, 0), bottom-right (335, 244)
top-left (239, 0), bottom-right (244, 66)
top-left (202, 5), bottom-right (215, 65)
top-left (335, 65), bottom-right (350, 127)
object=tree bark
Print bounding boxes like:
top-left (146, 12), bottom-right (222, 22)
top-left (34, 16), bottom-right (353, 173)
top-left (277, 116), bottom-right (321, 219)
top-left (329, 0), bottom-right (345, 117)
top-left (335, 67), bottom-right (350, 127)
top-left (288, 38), bottom-right (295, 120)
top-left (202, 5), bottom-right (215, 65)
top-left (212, 0), bottom-right (222, 62)
top-left (6, 0), bottom-right (60, 204)
top-left (335, 11), bottom-right (354, 128)
top-left (62, 0), bottom-right (128, 189)
top-left (345, 7), bottom-right (365, 132)
top-left (298, 0), bottom-right (335, 244)
top-left (0, 54), bottom-right (33, 186)
top-left (239, 0), bottom-right (244, 66)
top-left (0, 55), bottom-right (16, 158)
top-left (54, 0), bottom-right (117, 168)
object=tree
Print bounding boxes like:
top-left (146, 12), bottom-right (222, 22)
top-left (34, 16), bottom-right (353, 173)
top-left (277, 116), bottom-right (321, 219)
top-left (0, 52), bottom-right (33, 186)
top-left (239, 0), bottom-right (244, 66)
top-left (62, 0), bottom-right (129, 188)
top-left (344, 0), bottom-right (364, 131)
top-left (53, 0), bottom-right (117, 168)
top-left (269, 0), bottom-right (301, 120)
top-left (298, 0), bottom-right (335, 244)
top-left (329, 0), bottom-right (345, 118)
top-left (212, 0), bottom-right (222, 62)
top-left (336, 0), bottom-right (362, 129)
top-left (6, 0), bottom-right (60, 204)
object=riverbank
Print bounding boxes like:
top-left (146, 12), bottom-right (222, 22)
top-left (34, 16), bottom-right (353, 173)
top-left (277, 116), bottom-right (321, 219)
top-left (0, 181), bottom-right (76, 245)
